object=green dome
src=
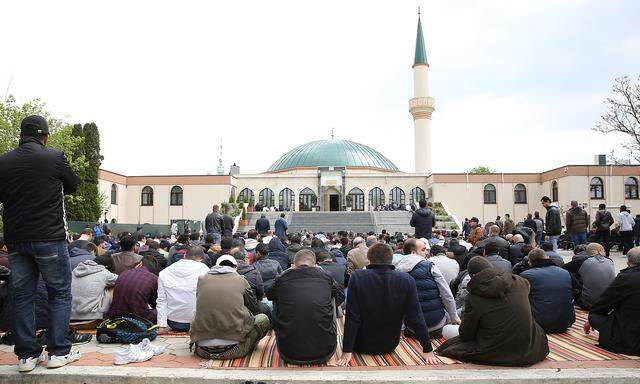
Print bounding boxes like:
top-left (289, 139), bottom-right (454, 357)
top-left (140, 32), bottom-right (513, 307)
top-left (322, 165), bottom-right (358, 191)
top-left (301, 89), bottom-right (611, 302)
top-left (267, 140), bottom-right (399, 173)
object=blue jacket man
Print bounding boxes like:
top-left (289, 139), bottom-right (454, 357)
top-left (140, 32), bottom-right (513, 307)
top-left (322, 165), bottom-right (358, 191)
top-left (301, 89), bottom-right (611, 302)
top-left (255, 214), bottom-right (270, 235)
top-left (521, 248), bottom-right (575, 332)
top-left (274, 214), bottom-right (288, 238)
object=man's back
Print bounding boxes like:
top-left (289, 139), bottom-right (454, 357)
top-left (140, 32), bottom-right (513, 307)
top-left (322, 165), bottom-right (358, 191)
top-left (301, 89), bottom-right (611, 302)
top-left (429, 255), bottom-right (459, 285)
top-left (205, 212), bottom-right (223, 234)
top-left (267, 266), bottom-right (344, 363)
top-left (0, 138), bottom-right (78, 243)
top-left (222, 214), bottom-right (234, 236)
top-left (521, 263), bottom-right (575, 332)
top-left (343, 265), bottom-right (430, 355)
top-left (157, 259), bottom-right (209, 325)
top-left (255, 217), bottom-right (270, 233)
top-left (346, 245), bottom-right (369, 274)
top-left (410, 208), bottom-right (435, 239)
top-left (108, 267), bottom-right (158, 322)
top-left (579, 256), bottom-right (616, 308)
top-left (275, 218), bottom-right (288, 237)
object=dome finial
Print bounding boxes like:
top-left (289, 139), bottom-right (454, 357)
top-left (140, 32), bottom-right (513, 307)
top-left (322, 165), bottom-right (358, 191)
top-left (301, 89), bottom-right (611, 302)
top-left (331, 127), bottom-right (335, 140)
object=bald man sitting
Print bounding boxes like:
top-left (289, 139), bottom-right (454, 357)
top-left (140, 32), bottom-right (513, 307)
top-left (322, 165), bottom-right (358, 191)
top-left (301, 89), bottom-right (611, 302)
top-left (266, 249), bottom-right (344, 364)
top-left (585, 247), bottom-right (640, 355)
top-left (563, 243), bottom-right (616, 310)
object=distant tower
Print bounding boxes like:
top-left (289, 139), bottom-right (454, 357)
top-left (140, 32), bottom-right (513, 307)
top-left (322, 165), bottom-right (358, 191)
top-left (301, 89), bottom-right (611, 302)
top-left (216, 139), bottom-right (225, 175)
top-left (409, 11), bottom-right (435, 174)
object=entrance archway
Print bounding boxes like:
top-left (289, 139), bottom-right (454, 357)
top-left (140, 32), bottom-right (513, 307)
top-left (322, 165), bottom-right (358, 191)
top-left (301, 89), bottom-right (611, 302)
top-left (323, 186), bottom-right (341, 212)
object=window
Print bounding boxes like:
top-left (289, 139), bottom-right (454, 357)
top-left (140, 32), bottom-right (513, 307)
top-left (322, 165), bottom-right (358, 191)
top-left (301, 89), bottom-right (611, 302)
top-left (238, 188), bottom-right (254, 204)
top-left (259, 188), bottom-right (275, 207)
top-left (279, 188), bottom-right (295, 211)
top-left (389, 187), bottom-right (406, 206)
top-left (347, 187), bottom-right (365, 211)
top-left (514, 184), bottom-right (527, 204)
top-left (625, 177), bottom-right (639, 199)
top-left (170, 186), bottom-right (183, 206)
top-left (483, 184), bottom-right (496, 204)
top-left (141, 186), bottom-right (154, 206)
top-left (110, 184), bottom-right (117, 205)
top-left (299, 187), bottom-right (316, 211)
top-left (551, 181), bottom-right (558, 202)
top-left (590, 177), bottom-right (604, 199)
top-left (410, 187), bottom-right (426, 204)
top-left (369, 187), bottom-right (385, 209)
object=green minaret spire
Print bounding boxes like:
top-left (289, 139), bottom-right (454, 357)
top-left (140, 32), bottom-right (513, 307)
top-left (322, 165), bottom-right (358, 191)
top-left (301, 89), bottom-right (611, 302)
top-left (413, 13), bottom-right (428, 66)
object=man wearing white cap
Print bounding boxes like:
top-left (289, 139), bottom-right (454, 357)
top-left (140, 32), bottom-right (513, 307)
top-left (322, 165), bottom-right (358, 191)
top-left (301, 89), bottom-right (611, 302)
top-left (190, 255), bottom-right (271, 360)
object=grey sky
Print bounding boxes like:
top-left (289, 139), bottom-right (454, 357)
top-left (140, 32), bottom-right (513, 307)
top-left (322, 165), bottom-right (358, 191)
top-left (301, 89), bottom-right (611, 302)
top-left (1, 1), bottom-right (639, 175)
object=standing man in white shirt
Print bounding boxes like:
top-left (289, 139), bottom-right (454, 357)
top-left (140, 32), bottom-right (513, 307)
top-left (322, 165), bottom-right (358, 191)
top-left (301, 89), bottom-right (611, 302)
top-left (618, 205), bottom-right (636, 256)
top-left (157, 246), bottom-right (210, 333)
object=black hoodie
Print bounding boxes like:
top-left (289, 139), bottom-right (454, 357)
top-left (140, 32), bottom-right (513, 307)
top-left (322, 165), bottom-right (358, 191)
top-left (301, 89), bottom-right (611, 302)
top-left (410, 208), bottom-right (436, 239)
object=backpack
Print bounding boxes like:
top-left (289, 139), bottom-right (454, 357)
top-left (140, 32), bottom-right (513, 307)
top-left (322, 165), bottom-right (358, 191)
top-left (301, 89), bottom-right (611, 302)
top-left (96, 313), bottom-right (158, 344)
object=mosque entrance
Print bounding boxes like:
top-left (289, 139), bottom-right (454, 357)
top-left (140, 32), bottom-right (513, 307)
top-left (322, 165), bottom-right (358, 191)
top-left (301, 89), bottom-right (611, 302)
top-left (329, 195), bottom-right (340, 211)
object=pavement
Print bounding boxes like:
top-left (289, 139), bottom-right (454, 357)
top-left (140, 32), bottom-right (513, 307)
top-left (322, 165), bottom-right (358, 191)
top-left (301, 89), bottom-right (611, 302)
top-left (0, 250), bottom-right (636, 383)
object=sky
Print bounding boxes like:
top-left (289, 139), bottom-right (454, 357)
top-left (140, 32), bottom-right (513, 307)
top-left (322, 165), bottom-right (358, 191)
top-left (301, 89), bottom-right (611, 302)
top-left (1, 0), bottom-right (639, 175)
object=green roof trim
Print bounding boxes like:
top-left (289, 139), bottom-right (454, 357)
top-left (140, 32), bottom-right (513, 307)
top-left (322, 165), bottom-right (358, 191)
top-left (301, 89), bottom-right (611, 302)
top-left (267, 140), bottom-right (399, 172)
top-left (414, 16), bottom-right (428, 66)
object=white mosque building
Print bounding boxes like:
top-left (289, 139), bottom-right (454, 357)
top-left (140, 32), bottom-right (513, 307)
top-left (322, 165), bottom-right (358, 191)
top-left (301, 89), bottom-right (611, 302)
top-left (98, 15), bottom-right (640, 228)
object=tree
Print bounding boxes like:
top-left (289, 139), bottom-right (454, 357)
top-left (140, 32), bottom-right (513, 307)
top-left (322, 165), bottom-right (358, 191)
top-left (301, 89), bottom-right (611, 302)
top-left (593, 75), bottom-right (640, 162)
top-left (469, 165), bottom-right (492, 174)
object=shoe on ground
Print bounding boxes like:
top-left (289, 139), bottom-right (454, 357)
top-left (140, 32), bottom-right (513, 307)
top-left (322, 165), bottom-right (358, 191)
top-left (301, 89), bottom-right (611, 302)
top-left (114, 344), bottom-right (154, 365)
top-left (69, 332), bottom-right (92, 345)
top-left (139, 338), bottom-right (165, 355)
top-left (47, 350), bottom-right (81, 369)
top-left (18, 354), bottom-right (46, 372)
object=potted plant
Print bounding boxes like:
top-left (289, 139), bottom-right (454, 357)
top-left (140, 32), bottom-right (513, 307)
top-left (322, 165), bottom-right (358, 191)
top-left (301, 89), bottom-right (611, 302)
top-left (228, 195), bottom-right (235, 204)
top-left (240, 206), bottom-right (248, 226)
top-left (345, 195), bottom-right (353, 212)
top-left (311, 195), bottom-right (318, 212)
top-left (247, 196), bottom-right (255, 212)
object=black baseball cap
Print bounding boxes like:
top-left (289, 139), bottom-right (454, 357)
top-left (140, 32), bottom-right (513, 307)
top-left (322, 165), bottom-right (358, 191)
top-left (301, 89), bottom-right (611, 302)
top-left (20, 115), bottom-right (50, 137)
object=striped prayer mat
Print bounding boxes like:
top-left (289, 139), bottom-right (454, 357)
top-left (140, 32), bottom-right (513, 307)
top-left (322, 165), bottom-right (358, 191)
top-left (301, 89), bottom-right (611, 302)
top-left (202, 309), bottom-right (639, 368)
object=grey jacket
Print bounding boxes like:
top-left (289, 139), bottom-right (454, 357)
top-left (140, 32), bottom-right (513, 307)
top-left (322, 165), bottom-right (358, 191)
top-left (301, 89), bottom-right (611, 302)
top-left (71, 260), bottom-right (118, 320)
top-left (253, 258), bottom-right (282, 290)
top-left (485, 254), bottom-right (513, 274)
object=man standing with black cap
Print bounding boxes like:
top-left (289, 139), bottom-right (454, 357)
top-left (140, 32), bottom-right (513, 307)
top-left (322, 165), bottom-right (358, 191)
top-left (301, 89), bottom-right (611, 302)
top-left (0, 115), bottom-right (80, 372)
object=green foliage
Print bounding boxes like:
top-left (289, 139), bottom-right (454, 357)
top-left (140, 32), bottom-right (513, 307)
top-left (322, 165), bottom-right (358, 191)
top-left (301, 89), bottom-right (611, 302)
top-left (228, 195), bottom-right (235, 204)
top-left (345, 194), bottom-right (353, 207)
top-left (469, 165), bottom-right (492, 174)
top-left (241, 205), bottom-right (247, 220)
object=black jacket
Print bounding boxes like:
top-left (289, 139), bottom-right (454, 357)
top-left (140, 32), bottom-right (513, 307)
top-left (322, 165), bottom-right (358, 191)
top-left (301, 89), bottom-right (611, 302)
top-left (237, 262), bottom-right (265, 301)
top-left (222, 214), bottom-right (234, 237)
top-left (343, 264), bottom-right (432, 354)
top-left (204, 211), bottom-right (223, 234)
top-left (590, 264), bottom-right (640, 355)
top-left (0, 138), bottom-right (78, 244)
top-left (410, 208), bottom-right (436, 239)
top-left (266, 265), bottom-right (344, 363)
top-left (545, 205), bottom-right (562, 236)
top-left (255, 217), bottom-right (271, 234)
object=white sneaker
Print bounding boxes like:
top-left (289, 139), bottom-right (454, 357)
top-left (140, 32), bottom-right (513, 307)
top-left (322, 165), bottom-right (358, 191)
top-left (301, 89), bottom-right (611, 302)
top-left (139, 338), bottom-right (165, 355)
top-left (18, 354), bottom-right (46, 372)
top-left (47, 350), bottom-right (81, 369)
top-left (114, 344), bottom-right (154, 365)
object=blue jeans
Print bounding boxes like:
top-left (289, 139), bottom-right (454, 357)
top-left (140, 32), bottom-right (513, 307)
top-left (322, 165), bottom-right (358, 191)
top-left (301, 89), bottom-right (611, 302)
top-left (570, 232), bottom-right (587, 248)
top-left (535, 232), bottom-right (543, 246)
top-left (8, 241), bottom-right (72, 359)
top-left (211, 232), bottom-right (221, 245)
top-left (167, 319), bottom-right (190, 332)
top-left (548, 235), bottom-right (560, 251)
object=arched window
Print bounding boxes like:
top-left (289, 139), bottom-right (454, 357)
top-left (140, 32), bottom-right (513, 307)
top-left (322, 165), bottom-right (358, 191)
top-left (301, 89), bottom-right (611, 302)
top-left (259, 188), bottom-right (275, 207)
top-left (590, 177), bottom-right (604, 199)
top-left (170, 186), bottom-right (183, 206)
top-left (110, 184), bottom-right (117, 205)
top-left (389, 187), bottom-right (406, 206)
top-left (369, 187), bottom-right (385, 209)
top-left (238, 188), bottom-right (254, 204)
top-left (279, 188), bottom-right (295, 211)
top-left (410, 187), bottom-right (426, 205)
top-left (299, 187), bottom-right (316, 211)
top-left (347, 187), bottom-right (365, 211)
top-left (483, 184), bottom-right (496, 204)
top-left (141, 186), bottom-right (154, 206)
top-left (625, 177), bottom-right (639, 199)
top-left (514, 184), bottom-right (527, 204)
top-left (551, 181), bottom-right (558, 202)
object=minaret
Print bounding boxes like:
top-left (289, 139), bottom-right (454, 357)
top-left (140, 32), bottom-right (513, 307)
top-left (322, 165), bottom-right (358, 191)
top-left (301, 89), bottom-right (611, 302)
top-left (409, 11), bottom-right (435, 174)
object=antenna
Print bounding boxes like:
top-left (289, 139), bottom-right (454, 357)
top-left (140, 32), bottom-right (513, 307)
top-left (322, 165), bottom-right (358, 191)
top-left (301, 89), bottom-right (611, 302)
top-left (216, 138), bottom-right (225, 175)
top-left (418, 5), bottom-right (421, 16)
top-left (331, 127), bottom-right (335, 140)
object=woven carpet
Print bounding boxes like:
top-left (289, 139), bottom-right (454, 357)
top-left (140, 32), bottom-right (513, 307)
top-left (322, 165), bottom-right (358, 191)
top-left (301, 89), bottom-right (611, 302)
top-left (201, 309), bottom-right (639, 368)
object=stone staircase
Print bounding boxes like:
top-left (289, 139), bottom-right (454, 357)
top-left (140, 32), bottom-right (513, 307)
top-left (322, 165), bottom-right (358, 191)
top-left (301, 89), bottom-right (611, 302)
top-left (238, 204), bottom-right (459, 235)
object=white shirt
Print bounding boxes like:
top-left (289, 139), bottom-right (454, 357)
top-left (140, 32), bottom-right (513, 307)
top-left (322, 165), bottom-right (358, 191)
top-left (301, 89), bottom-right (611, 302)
top-left (619, 211), bottom-right (635, 232)
top-left (429, 255), bottom-right (460, 285)
top-left (157, 259), bottom-right (210, 327)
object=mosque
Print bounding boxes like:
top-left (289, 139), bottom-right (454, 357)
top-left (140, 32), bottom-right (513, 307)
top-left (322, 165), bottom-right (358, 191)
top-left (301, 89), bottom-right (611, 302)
top-left (98, 15), bottom-right (640, 228)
